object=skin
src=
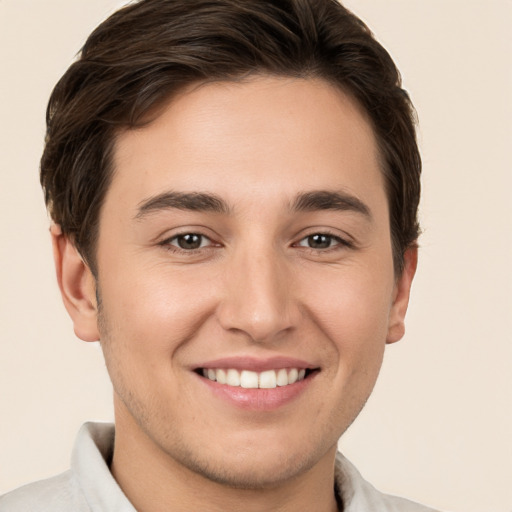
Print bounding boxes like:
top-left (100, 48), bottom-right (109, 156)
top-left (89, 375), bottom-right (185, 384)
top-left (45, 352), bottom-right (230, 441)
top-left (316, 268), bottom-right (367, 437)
top-left (52, 76), bottom-right (417, 512)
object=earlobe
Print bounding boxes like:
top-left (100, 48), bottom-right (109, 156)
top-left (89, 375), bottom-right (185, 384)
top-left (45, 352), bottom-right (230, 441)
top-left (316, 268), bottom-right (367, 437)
top-left (51, 224), bottom-right (100, 342)
top-left (386, 247), bottom-right (418, 344)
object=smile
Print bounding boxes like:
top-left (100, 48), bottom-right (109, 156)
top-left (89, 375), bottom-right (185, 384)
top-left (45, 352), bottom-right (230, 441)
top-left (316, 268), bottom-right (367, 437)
top-left (201, 368), bottom-right (310, 389)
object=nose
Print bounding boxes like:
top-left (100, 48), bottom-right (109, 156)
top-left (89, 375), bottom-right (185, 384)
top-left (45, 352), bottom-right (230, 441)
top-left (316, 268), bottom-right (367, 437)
top-left (216, 246), bottom-right (300, 343)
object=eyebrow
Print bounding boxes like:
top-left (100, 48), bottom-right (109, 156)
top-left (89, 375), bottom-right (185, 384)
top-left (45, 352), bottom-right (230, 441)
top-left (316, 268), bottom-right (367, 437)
top-left (291, 190), bottom-right (372, 219)
top-left (134, 189), bottom-right (371, 220)
top-left (135, 191), bottom-right (230, 219)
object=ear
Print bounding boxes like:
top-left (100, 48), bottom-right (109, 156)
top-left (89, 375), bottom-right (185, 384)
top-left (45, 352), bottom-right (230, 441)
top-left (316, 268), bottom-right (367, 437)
top-left (51, 224), bottom-right (100, 342)
top-left (386, 247), bottom-right (418, 344)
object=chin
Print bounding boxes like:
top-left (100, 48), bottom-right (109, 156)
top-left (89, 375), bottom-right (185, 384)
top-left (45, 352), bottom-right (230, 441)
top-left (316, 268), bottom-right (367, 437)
top-left (175, 447), bottom-right (322, 490)
top-left (159, 427), bottom-right (337, 491)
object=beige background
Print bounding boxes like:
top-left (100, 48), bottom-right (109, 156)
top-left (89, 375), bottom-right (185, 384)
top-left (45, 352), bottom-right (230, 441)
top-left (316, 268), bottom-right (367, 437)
top-left (1, 1), bottom-right (511, 511)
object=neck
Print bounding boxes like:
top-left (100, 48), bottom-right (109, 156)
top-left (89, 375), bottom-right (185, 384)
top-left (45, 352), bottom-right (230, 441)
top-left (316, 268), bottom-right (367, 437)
top-left (110, 405), bottom-right (340, 512)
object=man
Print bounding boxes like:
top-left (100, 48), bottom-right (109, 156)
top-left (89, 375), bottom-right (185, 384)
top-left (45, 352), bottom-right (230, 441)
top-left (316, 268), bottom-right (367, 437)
top-left (0, 0), bottom-right (441, 510)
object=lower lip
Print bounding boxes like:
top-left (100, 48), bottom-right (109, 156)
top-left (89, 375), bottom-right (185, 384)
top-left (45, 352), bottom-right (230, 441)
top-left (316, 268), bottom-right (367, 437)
top-left (197, 373), bottom-right (314, 411)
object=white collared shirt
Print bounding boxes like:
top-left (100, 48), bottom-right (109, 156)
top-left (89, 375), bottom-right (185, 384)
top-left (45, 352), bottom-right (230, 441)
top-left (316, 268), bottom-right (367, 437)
top-left (0, 422), bottom-right (443, 511)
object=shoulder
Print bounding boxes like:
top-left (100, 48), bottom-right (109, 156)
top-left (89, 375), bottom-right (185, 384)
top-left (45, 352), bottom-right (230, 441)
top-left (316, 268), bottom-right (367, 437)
top-left (376, 493), bottom-right (442, 512)
top-left (0, 471), bottom-right (90, 512)
top-left (335, 452), bottom-right (445, 512)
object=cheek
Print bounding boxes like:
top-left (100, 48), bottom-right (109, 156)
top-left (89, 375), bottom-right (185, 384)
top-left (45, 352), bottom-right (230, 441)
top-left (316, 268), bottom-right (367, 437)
top-left (303, 269), bottom-right (394, 340)
top-left (98, 262), bottom-right (218, 358)
top-left (299, 263), bottom-right (394, 393)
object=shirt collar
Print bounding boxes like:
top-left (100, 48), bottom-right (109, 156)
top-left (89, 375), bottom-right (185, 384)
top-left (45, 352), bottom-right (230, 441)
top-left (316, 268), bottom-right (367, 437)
top-left (72, 422), bottom-right (135, 512)
top-left (73, 422), bottom-right (396, 512)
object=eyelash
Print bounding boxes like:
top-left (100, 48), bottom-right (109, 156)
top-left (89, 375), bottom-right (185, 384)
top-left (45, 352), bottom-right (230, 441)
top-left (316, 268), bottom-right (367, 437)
top-left (159, 233), bottom-right (216, 253)
top-left (294, 231), bottom-right (353, 252)
top-left (160, 230), bottom-right (353, 255)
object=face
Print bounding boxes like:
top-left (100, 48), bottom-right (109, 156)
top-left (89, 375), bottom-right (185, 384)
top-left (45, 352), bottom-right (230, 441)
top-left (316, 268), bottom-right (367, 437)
top-left (63, 76), bottom-right (415, 489)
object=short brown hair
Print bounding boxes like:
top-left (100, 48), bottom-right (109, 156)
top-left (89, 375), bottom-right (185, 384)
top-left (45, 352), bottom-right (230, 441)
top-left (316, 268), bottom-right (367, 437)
top-left (41, 0), bottom-right (421, 275)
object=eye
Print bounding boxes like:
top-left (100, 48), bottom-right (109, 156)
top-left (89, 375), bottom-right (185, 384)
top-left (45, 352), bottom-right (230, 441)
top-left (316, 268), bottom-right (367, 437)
top-left (167, 233), bottom-right (212, 250)
top-left (297, 233), bottom-right (346, 250)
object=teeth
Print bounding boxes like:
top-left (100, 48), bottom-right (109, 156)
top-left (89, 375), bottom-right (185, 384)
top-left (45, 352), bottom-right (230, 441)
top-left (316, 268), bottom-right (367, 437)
top-left (288, 368), bottom-right (299, 384)
top-left (216, 368), bottom-right (227, 384)
top-left (259, 370), bottom-right (277, 389)
top-left (240, 370), bottom-right (259, 388)
top-left (276, 368), bottom-right (288, 386)
top-left (226, 369), bottom-right (240, 386)
top-left (201, 368), bottom-right (308, 389)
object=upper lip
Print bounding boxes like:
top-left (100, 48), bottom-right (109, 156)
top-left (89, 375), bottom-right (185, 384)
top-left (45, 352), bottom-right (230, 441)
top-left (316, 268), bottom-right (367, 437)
top-left (194, 356), bottom-right (317, 372)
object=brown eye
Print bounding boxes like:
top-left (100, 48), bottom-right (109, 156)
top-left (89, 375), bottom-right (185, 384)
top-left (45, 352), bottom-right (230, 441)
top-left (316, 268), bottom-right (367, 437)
top-left (171, 233), bottom-right (208, 250)
top-left (307, 234), bottom-right (332, 249)
top-left (297, 233), bottom-right (347, 250)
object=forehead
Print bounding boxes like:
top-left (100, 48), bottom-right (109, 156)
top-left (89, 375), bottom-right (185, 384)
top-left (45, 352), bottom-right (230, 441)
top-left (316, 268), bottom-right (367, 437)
top-left (109, 76), bottom-right (385, 215)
